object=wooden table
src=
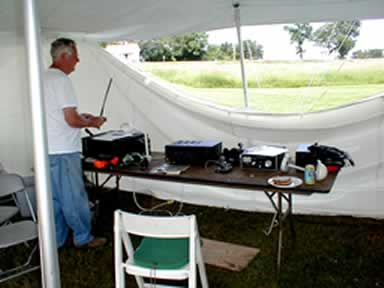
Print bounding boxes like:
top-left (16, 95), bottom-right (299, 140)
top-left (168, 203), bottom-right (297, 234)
top-left (84, 153), bottom-right (338, 275)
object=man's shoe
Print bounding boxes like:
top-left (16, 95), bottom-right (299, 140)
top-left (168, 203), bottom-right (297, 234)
top-left (75, 237), bottom-right (107, 249)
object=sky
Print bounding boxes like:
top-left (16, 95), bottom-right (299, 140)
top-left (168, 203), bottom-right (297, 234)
top-left (207, 19), bottom-right (384, 60)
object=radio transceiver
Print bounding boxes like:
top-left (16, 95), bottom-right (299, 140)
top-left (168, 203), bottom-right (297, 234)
top-left (165, 140), bottom-right (222, 165)
top-left (240, 145), bottom-right (287, 170)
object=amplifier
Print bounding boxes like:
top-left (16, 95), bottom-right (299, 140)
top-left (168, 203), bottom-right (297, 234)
top-left (165, 140), bottom-right (222, 165)
top-left (240, 145), bottom-right (287, 170)
top-left (82, 130), bottom-right (148, 159)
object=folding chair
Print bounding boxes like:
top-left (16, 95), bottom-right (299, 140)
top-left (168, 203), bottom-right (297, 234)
top-left (114, 210), bottom-right (209, 288)
top-left (0, 173), bottom-right (23, 225)
top-left (0, 173), bottom-right (39, 283)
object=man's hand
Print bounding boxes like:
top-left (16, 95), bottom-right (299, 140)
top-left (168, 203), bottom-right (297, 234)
top-left (90, 116), bottom-right (107, 129)
top-left (81, 114), bottom-right (107, 128)
top-left (64, 108), bottom-right (107, 128)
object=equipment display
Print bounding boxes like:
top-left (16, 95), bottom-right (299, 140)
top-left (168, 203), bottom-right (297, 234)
top-left (165, 140), bottom-right (222, 165)
top-left (82, 130), bottom-right (148, 159)
top-left (240, 145), bottom-right (287, 170)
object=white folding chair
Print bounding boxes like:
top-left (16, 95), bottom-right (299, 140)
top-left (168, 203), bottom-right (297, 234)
top-left (0, 173), bottom-right (39, 283)
top-left (114, 210), bottom-right (209, 288)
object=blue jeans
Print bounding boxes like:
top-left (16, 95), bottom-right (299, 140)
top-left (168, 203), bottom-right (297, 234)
top-left (49, 152), bottom-right (93, 247)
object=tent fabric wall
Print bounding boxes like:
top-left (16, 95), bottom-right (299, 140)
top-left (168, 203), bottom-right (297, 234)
top-left (0, 32), bottom-right (33, 175)
top-left (2, 35), bottom-right (383, 218)
top-left (74, 41), bottom-right (384, 219)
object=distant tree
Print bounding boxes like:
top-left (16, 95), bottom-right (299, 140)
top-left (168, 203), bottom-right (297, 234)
top-left (237, 40), bottom-right (263, 60)
top-left (283, 23), bottom-right (313, 59)
top-left (139, 39), bottom-right (174, 61)
top-left (139, 32), bottom-right (208, 61)
top-left (312, 21), bottom-right (361, 59)
top-left (352, 49), bottom-right (383, 59)
top-left (205, 41), bottom-right (263, 61)
top-left (99, 41), bottom-right (123, 49)
top-left (171, 32), bottom-right (208, 60)
top-left (205, 45), bottom-right (229, 60)
top-left (99, 42), bottom-right (108, 48)
top-left (219, 42), bottom-right (234, 60)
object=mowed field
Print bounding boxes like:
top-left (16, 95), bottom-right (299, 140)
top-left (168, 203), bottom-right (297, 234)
top-left (139, 59), bottom-right (384, 113)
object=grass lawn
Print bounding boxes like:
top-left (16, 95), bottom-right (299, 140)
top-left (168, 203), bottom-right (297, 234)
top-left (178, 84), bottom-right (384, 112)
top-left (2, 192), bottom-right (384, 288)
top-left (139, 59), bottom-right (384, 112)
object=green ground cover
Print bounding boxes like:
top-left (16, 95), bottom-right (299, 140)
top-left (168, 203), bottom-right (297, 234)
top-left (140, 59), bottom-right (384, 112)
top-left (2, 193), bottom-right (384, 288)
top-left (181, 85), bottom-right (384, 112)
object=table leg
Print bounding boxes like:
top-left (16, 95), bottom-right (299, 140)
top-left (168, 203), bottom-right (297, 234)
top-left (95, 172), bottom-right (99, 188)
top-left (288, 193), bottom-right (296, 242)
top-left (263, 192), bottom-right (278, 236)
top-left (277, 193), bottom-right (283, 275)
top-left (264, 190), bottom-right (294, 276)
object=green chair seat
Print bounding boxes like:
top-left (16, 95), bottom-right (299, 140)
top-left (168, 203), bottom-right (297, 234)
top-left (134, 237), bottom-right (189, 269)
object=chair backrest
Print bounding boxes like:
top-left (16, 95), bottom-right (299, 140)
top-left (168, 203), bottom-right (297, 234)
top-left (0, 174), bottom-right (36, 222)
top-left (116, 210), bottom-right (195, 238)
top-left (114, 210), bottom-right (209, 288)
top-left (0, 174), bottom-right (24, 198)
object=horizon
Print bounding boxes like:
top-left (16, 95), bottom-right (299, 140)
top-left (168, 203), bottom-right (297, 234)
top-left (207, 19), bottom-right (384, 61)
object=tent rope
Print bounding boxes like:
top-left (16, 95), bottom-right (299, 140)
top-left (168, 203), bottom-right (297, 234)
top-left (301, 20), bottom-right (359, 114)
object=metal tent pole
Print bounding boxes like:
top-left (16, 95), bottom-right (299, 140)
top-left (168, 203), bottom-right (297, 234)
top-left (233, 3), bottom-right (249, 109)
top-left (23, 0), bottom-right (61, 287)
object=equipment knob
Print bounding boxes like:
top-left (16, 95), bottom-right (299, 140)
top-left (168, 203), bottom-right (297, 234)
top-left (265, 159), bottom-right (273, 168)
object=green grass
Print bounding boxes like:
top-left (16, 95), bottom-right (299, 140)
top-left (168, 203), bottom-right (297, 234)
top-left (2, 193), bottom-right (384, 288)
top-left (180, 84), bottom-right (384, 112)
top-left (142, 59), bottom-right (384, 88)
top-left (139, 59), bottom-right (384, 112)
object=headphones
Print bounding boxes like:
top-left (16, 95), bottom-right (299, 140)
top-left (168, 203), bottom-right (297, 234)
top-left (222, 142), bottom-right (244, 165)
top-left (122, 152), bottom-right (149, 169)
top-left (205, 156), bottom-right (233, 173)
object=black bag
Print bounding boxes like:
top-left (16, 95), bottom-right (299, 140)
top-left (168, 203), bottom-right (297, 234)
top-left (308, 143), bottom-right (355, 167)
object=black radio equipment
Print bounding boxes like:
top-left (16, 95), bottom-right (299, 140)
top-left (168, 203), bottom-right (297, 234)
top-left (82, 130), bottom-right (148, 159)
top-left (165, 140), bottom-right (222, 165)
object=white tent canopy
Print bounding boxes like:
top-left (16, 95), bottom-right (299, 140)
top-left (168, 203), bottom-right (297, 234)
top-left (1, 1), bottom-right (384, 286)
top-left (2, 0), bottom-right (384, 40)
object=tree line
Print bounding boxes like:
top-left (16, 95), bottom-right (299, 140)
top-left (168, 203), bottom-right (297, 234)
top-left (138, 33), bottom-right (263, 62)
top-left (138, 21), bottom-right (382, 61)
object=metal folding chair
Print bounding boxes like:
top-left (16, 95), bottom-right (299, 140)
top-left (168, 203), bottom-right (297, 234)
top-left (0, 174), bottom-right (39, 283)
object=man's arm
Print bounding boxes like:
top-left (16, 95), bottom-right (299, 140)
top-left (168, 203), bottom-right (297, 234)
top-left (63, 107), bottom-right (106, 128)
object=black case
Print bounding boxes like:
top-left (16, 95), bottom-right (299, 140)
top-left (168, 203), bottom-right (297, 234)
top-left (165, 140), bottom-right (222, 165)
top-left (82, 130), bottom-right (148, 159)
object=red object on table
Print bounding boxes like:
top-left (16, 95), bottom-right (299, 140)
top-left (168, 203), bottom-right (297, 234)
top-left (326, 165), bottom-right (340, 173)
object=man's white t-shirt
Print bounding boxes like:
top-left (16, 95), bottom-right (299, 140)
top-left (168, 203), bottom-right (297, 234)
top-left (44, 68), bottom-right (81, 154)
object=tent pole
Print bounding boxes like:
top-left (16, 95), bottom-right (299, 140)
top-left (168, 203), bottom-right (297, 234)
top-left (23, 0), bottom-right (61, 287)
top-left (233, 3), bottom-right (249, 109)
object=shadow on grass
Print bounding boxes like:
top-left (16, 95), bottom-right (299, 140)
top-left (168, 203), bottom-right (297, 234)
top-left (2, 190), bottom-right (383, 288)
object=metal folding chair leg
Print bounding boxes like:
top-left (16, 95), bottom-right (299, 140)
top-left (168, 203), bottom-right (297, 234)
top-left (0, 243), bottom-right (39, 283)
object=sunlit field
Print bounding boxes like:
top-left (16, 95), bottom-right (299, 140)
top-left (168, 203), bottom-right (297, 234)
top-left (139, 59), bottom-right (384, 112)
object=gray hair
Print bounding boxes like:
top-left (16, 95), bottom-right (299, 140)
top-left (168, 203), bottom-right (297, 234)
top-left (50, 38), bottom-right (76, 61)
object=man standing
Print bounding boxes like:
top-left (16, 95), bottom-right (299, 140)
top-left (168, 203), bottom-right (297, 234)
top-left (44, 38), bottom-right (106, 248)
